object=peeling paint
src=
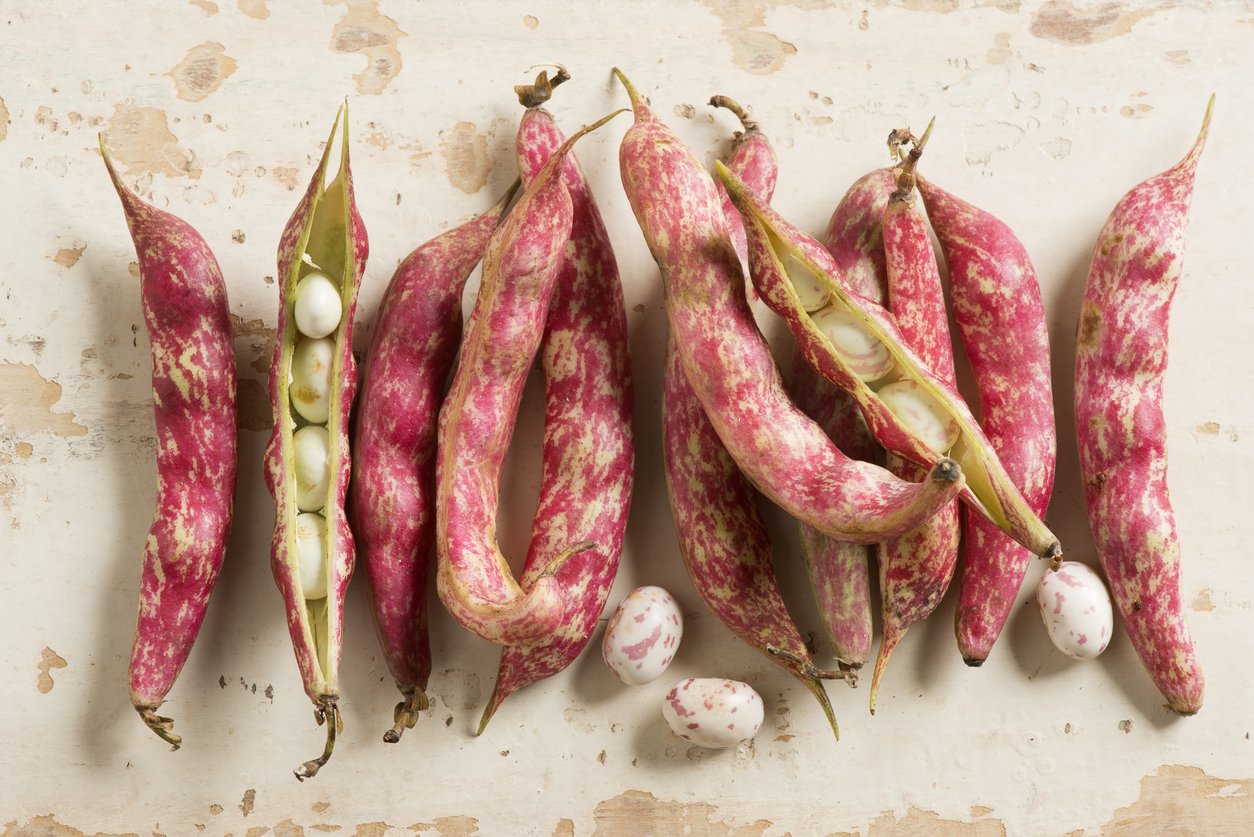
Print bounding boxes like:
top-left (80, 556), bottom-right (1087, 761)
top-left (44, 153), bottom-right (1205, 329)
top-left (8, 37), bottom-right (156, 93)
top-left (52, 243), bottom-right (86, 268)
top-left (189, 0), bottom-right (219, 14)
top-left (103, 103), bottom-right (202, 179)
top-left (0, 95), bottom-right (8, 141)
top-left (1118, 719), bottom-right (1133, 734)
top-left (523, 14), bottom-right (539, 29)
top-left (699, 0), bottom-right (813, 75)
top-left (36, 646), bottom-right (67, 693)
top-left (1039, 136), bottom-right (1072, 160)
top-left (866, 807), bottom-right (1007, 835)
top-left (987, 31), bottom-right (1012, 64)
top-left (1098, 766), bottom-right (1254, 834)
top-left (592, 791), bottom-right (772, 836)
top-left (1029, 1), bottom-right (1163, 45)
top-left (328, 0), bottom-right (407, 95)
top-left (410, 816), bottom-right (479, 836)
top-left (1197, 421), bottom-right (1221, 435)
top-left (239, 0), bottom-right (269, 18)
top-left (169, 42), bottom-right (238, 103)
top-left (241, 788), bottom-right (256, 816)
top-left (1192, 589), bottom-right (1215, 612)
top-left (441, 122), bottom-right (490, 194)
top-left (0, 363), bottom-right (90, 438)
top-left (964, 120), bottom-right (1026, 166)
top-left (674, 103), bottom-right (696, 119)
top-left (272, 166), bottom-right (300, 190)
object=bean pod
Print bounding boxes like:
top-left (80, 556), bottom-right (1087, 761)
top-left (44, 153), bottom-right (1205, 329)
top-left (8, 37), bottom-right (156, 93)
top-left (435, 110), bottom-right (625, 647)
top-left (869, 141), bottom-right (962, 712)
top-left (102, 138), bottom-right (237, 750)
top-left (717, 161), bottom-right (1060, 561)
top-left (352, 183), bottom-right (517, 742)
top-left (263, 106), bottom-right (368, 779)
top-left (478, 78), bottom-right (634, 731)
top-left (614, 69), bottom-right (964, 545)
top-left (918, 174), bottom-right (1056, 666)
top-left (1074, 100), bottom-right (1212, 715)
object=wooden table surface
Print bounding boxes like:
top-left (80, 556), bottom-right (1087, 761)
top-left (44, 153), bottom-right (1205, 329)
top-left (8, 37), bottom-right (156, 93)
top-left (3, 1), bottom-right (1252, 834)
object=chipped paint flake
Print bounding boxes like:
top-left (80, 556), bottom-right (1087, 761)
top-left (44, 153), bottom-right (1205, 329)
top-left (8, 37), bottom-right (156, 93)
top-left (169, 42), bottom-right (238, 103)
top-left (52, 243), bottom-right (86, 268)
top-left (0, 363), bottom-right (89, 438)
top-left (103, 104), bottom-right (202, 179)
top-left (328, 0), bottom-right (407, 95)
top-left (440, 121), bottom-right (489, 194)
top-left (1099, 766), bottom-right (1254, 835)
top-left (0, 95), bottom-right (8, 141)
top-left (1029, 0), bottom-right (1163, 45)
top-left (699, 0), bottom-right (811, 75)
top-left (523, 14), bottom-right (539, 28)
top-left (36, 646), bottom-right (67, 693)
top-left (1191, 589), bottom-right (1215, 612)
top-left (239, 0), bottom-right (269, 18)
top-left (410, 816), bottom-right (480, 836)
top-left (591, 790), bottom-right (772, 836)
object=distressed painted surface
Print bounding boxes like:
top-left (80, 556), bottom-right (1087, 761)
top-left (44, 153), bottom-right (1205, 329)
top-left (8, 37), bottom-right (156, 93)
top-left (2, 1), bottom-right (1251, 834)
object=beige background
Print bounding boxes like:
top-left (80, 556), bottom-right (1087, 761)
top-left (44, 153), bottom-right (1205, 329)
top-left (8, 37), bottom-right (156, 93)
top-left (3, 1), bottom-right (1252, 834)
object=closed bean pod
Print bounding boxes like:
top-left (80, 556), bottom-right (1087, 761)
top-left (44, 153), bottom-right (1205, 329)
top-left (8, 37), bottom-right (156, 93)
top-left (101, 138), bottom-right (237, 750)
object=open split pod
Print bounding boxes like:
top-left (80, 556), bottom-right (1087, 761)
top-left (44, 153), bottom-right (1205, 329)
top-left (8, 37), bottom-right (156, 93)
top-left (263, 105), bottom-right (368, 779)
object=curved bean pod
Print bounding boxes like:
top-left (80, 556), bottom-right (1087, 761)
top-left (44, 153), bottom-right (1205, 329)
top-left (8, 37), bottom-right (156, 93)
top-left (1075, 100), bottom-right (1212, 715)
top-left (263, 106), bottom-right (368, 779)
top-left (822, 166), bottom-right (896, 301)
top-left (101, 139), bottom-right (237, 751)
top-left (352, 184), bottom-right (517, 742)
top-left (614, 69), bottom-right (963, 544)
top-left (869, 151), bottom-right (962, 713)
top-left (478, 86), bottom-right (634, 731)
top-left (435, 110), bottom-right (625, 647)
top-left (710, 96), bottom-right (778, 274)
top-left (918, 175), bottom-right (1056, 666)
top-left (716, 161), bottom-right (1060, 561)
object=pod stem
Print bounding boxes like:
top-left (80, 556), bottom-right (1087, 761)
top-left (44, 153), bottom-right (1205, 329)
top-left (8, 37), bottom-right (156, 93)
top-left (383, 686), bottom-right (429, 744)
top-left (516, 65), bottom-right (570, 108)
top-left (137, 707), bottom-right (182, 751)
top-left (888, 116), bottom-right (936, 200)
top-left (295, 702), bottom-right (340, 781)
top-left (709, 95), bottom-right (758, 134)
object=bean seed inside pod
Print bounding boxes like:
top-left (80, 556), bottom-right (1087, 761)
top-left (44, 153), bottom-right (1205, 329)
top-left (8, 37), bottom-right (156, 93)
top-left (291, 337), bottom-right (334, 424)
top-left (295, 512), bottom-right (328, 600)
top-left (293, 425), bottom-right (331, 512)
top-left (781, 250), bottom-right (830, 312)
top-left (876, 380), bottom-right (960, 453)
top-left (294, 272), bottom-right (343, 339)
top-left (811, 305), bottom-right (894, 381)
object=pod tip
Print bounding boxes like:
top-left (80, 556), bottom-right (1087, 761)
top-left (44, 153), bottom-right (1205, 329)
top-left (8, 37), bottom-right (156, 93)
top-left (930, 457), bottom-right (962, 485)
top-left (963, 657), bottom-right (986, 668)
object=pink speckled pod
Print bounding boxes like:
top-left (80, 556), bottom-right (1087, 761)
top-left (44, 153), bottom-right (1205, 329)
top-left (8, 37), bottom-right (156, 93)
top-left (788, 168), bottom-right (896, 675)
top-left (869, 161), bottom-right (962, 714)
top-left (717, 162), bottom-right (1059, 561)
top-left (478, 91), bottom-right (634, 732)
top-left (102, 139), bottom-right (237, 751)
top-left (435, 110), bottom-right (625, 648)
top-left (822, 166), bottom-right (896, 301)
top-left (263, 107), bottom-right (368, 780)
top-left (663, 343), bottom-right (839, 739)
top-left (710, 96), bottom-right (778, 275)
top-left (352, 184), bottom-right (516, 743)
top-left (919, 175), bottom-right (1056, 666)
top-left (614, 69), bottom-right (963, 544)
top-left (659, 94), bottom-right (839, 736)
top-left (1075, 100), bottom-right (1212, 715)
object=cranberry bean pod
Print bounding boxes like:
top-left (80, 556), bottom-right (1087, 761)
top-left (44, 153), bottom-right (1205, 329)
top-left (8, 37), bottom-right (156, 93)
top-left (263, 107), bottom-right (368, 780)
top-left (478, 88), bottom-right (634, 732)
top-left (101, 139), bottom-right (237, 750)
top-left (709, 96), bottom-right (778, 274)
top-left (1075, 100), bottom-right (1212, 715)
top-left (664, 342), bottom-right (840, 739)
top-left (918, 175), bottom-right (1057, 666)
top-left (869, 156), bottom-right (962, 712)
top-left (614, 69), bottom-right (964, 543)
top-left (435, 110), bottom-right (624, 647)
top-left (822, 166), bottom-right (896, 301)
top-left (352, 184), bottom-right (517, 742)
top-left (716, 161), bottom-right (1060, 561)
top-left (788, 168), bottom-right (896, 674)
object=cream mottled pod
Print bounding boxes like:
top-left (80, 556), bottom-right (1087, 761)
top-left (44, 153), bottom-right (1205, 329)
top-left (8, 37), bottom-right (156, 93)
top-left (1075, 100), bottom-right (1212, 715)
top-left (869, 139), bottom-right (962, 713)
top-left (823, 166), bottom-right (896, 302)
top-left (614, 68), bottom-right (964, 545)
top-left (102, 139), bottom-right (237, 750)
top-left (352, 183), bottom-right (517, 742)
top-left (263, 106), bottom-right (367, 779)
top-left (918, 174), bottom-right (1056, 666)
top-left (478, 75), bottom-right (634, 732)
top-left (717, 161), bottom-right (1061, 562)
top-left (435, 110), bottom-right (626, 648)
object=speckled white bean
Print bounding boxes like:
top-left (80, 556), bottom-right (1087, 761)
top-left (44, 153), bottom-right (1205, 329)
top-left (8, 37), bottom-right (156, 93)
top-left (602, 586), bottom-right (682, 686)
top-left (782, 250), bottom-right (831, 312)
top-left (1037, 562), bottom-right (1113, 661)
top-left (662, 678), bottom-right (764, 749)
